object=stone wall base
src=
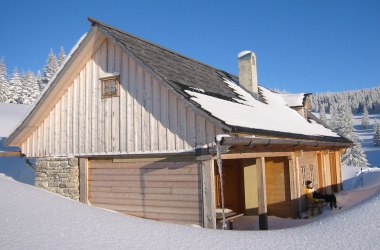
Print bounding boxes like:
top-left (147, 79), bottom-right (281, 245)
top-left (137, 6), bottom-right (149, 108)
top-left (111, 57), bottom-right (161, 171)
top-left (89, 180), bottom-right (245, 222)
top-left (35, 157), bottom-right (79, 201)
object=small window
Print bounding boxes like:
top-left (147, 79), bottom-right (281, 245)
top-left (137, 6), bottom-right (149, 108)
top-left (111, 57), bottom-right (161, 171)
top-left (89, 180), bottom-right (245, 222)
top-left (100, 75), bottom-right (120, 98)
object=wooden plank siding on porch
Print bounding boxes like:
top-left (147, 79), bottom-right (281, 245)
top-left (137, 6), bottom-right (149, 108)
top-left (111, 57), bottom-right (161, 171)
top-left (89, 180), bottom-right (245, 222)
top-left (87, 158), bottom-right (203, 225)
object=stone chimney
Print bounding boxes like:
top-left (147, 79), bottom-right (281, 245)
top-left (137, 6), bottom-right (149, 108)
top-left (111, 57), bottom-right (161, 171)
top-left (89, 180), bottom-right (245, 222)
top-left (238, 51), bottom-right (258, 97)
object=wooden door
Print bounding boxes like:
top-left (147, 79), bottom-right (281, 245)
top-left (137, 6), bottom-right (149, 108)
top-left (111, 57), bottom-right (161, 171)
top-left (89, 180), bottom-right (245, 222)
top-left (265, 157), bottom-right (292, 218)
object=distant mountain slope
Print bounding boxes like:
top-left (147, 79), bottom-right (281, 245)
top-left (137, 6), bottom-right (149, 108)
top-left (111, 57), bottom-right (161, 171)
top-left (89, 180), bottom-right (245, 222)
top-left (310, 86), bottom-right (380, 114)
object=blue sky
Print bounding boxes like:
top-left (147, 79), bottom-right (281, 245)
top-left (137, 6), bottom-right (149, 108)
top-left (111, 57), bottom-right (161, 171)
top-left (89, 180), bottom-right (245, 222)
top-left (0, 0), bottom-right (379, 93)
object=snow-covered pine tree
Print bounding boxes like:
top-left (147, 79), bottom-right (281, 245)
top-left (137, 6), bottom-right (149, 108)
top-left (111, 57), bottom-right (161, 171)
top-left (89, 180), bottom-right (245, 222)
top-left (361, 106), bottom-right (370, 129)
top-left (22, 71), bottom-right (39, 104)
top-left (0, 57), bottom-right (8, 102)
top-left (373, 122), bottom-right (380, 146)
top-left (41, 49), bottom-right (58, 90)
top-left (330, 97), bottom-right (368, 167)
top-left (328, 103), bottom-right (336, 128)
top-left (343, 133), bottom-right (368, 168)
top-left (58, 47), bottom-right (66, 66)
top-left (7, 68), bottom-right (24, 103)
top-left (36, 70), bottom-right (43, 91)
top-left (330, 98), bottom-right (353, 137)
top-left (319, 103), bottom-right (327, 124)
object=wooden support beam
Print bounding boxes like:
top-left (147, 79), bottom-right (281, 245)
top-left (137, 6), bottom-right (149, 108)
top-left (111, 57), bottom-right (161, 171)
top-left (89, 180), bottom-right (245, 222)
top-left (218, 151), bottom-right (292, 160)
top-left (201, 159), bottom-right (216, 229)
top-left (256, 157), bottom-right (268, 230)
top-left (79, 158), bottom-right (89, 204)
top-left (335, 151), bottom-right (343, 192)
top-left (0, 151), bottom-right (22, 157)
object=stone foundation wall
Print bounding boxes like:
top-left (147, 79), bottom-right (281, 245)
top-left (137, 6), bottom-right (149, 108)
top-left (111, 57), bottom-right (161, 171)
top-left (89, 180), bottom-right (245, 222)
top-left (35, 157), bottom-right (79, 201)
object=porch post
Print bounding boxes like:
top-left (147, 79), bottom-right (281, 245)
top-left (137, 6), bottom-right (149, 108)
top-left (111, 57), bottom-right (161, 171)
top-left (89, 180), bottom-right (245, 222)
top-left (79, 158), bottom-right (88, 204)
top-left (288, 155), bottom-right (301, 218)
top-left (335, 150), bottom-right (343, 192)
top-left (256, 157), bottom-right (268, 230)
top-left (200, 156), bottom-right (216, 229)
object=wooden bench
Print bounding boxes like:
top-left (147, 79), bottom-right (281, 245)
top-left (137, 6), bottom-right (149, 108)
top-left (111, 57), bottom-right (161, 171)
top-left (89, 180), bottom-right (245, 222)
top-left (308, 199), bottom-right (326, 216)
top-left (216, 211), bottom-right (244, 230)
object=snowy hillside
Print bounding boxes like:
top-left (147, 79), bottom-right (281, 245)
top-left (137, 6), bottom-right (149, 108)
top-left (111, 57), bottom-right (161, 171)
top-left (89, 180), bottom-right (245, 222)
top-left (0, 103), bottom-right (34, 184)
top-left (352, 113), bottom-right (380, 167)
top-left (0, 102), bottom-right (31, 137)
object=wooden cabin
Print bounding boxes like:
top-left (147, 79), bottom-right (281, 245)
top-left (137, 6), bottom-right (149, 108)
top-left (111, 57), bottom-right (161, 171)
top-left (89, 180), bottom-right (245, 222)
top-left (5, 18), bottom-right (351, 229)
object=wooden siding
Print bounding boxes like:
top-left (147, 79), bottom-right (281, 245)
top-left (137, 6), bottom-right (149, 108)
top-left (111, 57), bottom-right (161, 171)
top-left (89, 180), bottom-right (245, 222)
top-left (21, 38), bottom-right (223, 157)
top-left (265, 157), bottom-right (292, 218)
top-left (88, 158), bottom-right (202, 225)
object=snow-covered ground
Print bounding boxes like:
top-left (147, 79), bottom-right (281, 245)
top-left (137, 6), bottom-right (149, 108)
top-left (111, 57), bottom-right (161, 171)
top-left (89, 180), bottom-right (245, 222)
top-left (1, 103), bottom-right (380, 249)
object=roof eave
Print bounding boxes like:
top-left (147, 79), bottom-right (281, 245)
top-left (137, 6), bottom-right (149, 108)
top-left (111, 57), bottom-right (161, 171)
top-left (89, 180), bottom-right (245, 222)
top-left (229, 126), bottom-right (352, 146)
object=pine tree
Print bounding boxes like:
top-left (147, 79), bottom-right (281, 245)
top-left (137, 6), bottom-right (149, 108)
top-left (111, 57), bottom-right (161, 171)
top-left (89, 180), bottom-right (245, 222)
top-left (330, 98), bottom-right (353, 137)
top-left (41, 49), bottom-right (58, 90)
top-left (329, 103), bottom-right (337, 128)
top-left (36, 70), bottom-right (43, 94)
top-left (7, 67), bottom-right (23, 103)
top-left (57, 46), bottom-right (66, 66)
top-left (0, 57), bottom-right (8, 102)
top-left (373, 122), bottom-right (380, 146)
top-left (361, 106), bottom-right (370, 129)
top-left (343, 133), bottom-right (368, 168)
top-left (330, 97), bottom-right (368, 167)
top-left (319, 103), bottom-right (327, 124)
top-left (22, 71), bottom-right (39, 104)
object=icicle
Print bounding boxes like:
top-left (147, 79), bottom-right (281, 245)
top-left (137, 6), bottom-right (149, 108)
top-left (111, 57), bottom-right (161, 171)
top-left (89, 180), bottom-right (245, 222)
top-left (216, 139), bottom-right (227, 230)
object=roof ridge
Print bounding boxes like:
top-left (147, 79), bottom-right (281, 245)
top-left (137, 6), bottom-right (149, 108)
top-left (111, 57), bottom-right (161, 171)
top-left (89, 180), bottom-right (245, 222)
top-left (87, 17), bottom-right (238, 79)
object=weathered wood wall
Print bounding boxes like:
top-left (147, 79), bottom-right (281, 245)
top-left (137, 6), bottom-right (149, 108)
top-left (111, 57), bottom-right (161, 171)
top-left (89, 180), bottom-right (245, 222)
top-left (21, 38), bottom-right (222, 157)
top-left (265, 157), bottom-right (292, 218)
top-left (88, 158), bottom-right (202, 225)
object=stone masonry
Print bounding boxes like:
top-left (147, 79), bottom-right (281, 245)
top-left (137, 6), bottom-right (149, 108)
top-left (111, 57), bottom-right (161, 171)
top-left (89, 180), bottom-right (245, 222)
top-left (35, 157), bottom-right (79, 201)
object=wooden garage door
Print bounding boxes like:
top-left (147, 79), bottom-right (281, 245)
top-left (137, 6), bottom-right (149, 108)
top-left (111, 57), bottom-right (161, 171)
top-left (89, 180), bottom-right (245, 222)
top-left (265, 157), bottom-right (292, 218)
top-left (88, 158), bottom-right (202, 225)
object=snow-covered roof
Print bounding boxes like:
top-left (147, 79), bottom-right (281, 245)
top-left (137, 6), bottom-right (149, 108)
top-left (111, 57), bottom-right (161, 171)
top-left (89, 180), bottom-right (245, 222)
top-left (185, 78), bottom-right (341, 139)
top-left (277, 93), bottom-right (309, 107)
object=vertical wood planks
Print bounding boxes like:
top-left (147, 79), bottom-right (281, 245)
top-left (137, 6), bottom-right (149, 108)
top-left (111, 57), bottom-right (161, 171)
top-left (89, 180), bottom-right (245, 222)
top-left (85, 60), bottom-right (92, 154)
top-left (119, 52), bottom-right (128, 153)
top-left (151, 77), bottom-right (160, 151)
top-left (159, 87), bottom-right (169, 151)
top-left (143, 71), bottom-right (152, 152)
top-left (127, 56), bottom-right (135, 152)
top-left (113, 44), bottom-right (121, 153)
top-left (20, 38), bottom-right (222, 157)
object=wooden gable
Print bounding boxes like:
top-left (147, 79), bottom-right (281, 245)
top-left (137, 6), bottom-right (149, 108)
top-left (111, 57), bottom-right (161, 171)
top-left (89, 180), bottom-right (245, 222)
top-left (19, 33), bottom-right (223, 158)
